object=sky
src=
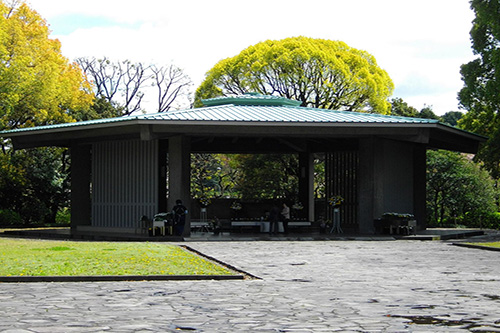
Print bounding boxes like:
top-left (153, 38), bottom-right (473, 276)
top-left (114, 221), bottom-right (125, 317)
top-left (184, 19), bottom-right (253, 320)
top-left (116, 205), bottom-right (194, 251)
top-left (27, 0), bottom-right (476, 115)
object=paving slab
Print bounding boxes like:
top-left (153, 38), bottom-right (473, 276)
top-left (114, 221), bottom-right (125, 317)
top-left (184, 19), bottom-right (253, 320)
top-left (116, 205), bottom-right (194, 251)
top-left (1, 238), bottom-right (500, 332)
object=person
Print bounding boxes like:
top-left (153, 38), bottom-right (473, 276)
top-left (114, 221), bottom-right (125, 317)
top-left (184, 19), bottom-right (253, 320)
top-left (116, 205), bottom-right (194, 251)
top-left (269, 204), bottom-right (280, 235)
top-left (172, 199), bottom-right (188, 236)
top-left (211, 216), bottom-right (222, 235)
top-left (281, 202), bottom-right (290, 234)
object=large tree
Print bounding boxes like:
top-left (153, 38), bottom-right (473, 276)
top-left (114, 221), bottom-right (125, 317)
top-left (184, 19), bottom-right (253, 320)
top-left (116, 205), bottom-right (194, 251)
top-left (0, 1), bottom-right (92, 131)
top-left (196, 36), bottom-right (394, 114)
top-left (0, 0), bottom-right (93, 225)
top-left (458, 0), bottom-right (500, 178)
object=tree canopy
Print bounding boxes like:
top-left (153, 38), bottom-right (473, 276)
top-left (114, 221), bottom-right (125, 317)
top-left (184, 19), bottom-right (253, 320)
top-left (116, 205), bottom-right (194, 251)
top-left (0, 1), bottom-right (92, 131)
top-left (196, 37), bottom-right (394, 114)
top-left (426, 150), bottom-right (497, 227)
top-left (0, 0), bottom-right (92, 226)
top-left (458, 0), bottom-right (500, 178)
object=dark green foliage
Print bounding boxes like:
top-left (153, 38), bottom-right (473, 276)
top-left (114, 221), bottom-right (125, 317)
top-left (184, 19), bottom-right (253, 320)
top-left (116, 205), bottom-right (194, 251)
top-left (390, 98), bottom-right (419, 117)
top-left (73, 96), bottom-right (123, 121)
top-left (418, 106), bottom-right (440, 120)
top-left (55, 207), bottom-right (71, 225)
top-left (0, 209), bottom-right (22, 226)
top-left (191, 153), bottom-right (220, 198)
top-left (441, 111), bottom-right (463, 126)
top-left (0, 148), bottom-right (70, 226)
top-left (190, 154), bottom-right (240, 199)
top-left (479, 211), bottom-right (500, 229)
top-left (390, 98), bottom-right (441, 121)
top-left (234, 154), bottom-right (299, 200)
top-left (458, 0), bottom-right (500, 179)
top-left (426, 150), bottom-right (497, 226)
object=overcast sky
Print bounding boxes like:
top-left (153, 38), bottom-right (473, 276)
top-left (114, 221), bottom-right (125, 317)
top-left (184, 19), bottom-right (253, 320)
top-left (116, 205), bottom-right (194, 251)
top-left (28, 0), bottom-right (476, 115)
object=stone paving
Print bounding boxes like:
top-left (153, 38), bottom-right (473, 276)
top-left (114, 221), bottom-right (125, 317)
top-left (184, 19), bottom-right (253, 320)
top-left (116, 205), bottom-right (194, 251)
top-left (1, 237), bottom-right (500, 332)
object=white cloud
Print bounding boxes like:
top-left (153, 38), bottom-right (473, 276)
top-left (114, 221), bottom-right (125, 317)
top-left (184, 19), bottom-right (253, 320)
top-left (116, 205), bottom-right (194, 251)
top-left (28, 0), bottom-right (476, 114)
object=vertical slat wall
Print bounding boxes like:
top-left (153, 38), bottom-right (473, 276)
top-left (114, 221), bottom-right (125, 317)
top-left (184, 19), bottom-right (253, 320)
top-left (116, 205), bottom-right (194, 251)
top-left (325, 151), bottom-right (359, 229)
top-left (92, 140), bottom-right (159, 228)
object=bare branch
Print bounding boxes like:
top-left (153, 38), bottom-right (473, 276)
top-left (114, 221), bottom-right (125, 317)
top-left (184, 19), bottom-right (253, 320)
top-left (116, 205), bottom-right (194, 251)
top-left (78, 57), bottom-right (192, 115)
top-left (151, 64), bottom-right (192, 112)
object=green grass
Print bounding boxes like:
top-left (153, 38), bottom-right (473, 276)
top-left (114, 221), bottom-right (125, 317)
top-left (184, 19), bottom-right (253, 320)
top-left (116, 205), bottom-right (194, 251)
top-left (0, 239), bottom-right (233, 277)
top-left (469, 241), bottom-right (500, 248)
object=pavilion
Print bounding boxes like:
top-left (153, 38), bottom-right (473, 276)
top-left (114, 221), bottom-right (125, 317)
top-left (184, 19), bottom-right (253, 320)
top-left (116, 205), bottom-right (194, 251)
top-left (1, 93), bottom-right (485, 237)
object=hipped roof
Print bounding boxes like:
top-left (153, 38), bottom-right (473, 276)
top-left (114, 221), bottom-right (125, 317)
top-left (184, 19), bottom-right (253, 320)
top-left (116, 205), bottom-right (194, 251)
top-left (0, 94), bottom-right (486, 153)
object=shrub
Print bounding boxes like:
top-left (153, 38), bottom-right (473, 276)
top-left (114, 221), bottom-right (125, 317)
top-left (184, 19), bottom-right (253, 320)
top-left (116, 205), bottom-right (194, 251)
top-left (0, 209), bottom-right (23, 226)
top-left (477, 212), bottom-right (500, 230)
top-left (55, 208), bottom-right (71, 226)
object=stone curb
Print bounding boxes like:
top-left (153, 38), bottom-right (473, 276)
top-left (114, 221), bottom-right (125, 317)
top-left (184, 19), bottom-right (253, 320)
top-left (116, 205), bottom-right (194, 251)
top-left (0, 274), bottom-right (244, 283)
top-left (181, 245), bottom-right (261, 280)
top-left (452, 242), bottom-right (500, 252)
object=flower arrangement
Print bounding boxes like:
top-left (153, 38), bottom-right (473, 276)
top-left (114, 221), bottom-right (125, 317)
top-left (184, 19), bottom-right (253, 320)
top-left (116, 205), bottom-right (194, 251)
top-left (199, 197), bottom-right (211, 207)
top-left (292, 202), bottom-right (304, 210)
top-left (230, 201), bottom-right (242, 210)
top-left (328, 195), bottom-right (344, 207)
top-left (382, 212), bottom-right (415, 219)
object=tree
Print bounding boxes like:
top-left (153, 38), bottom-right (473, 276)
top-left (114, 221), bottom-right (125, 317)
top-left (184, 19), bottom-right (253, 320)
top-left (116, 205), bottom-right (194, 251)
top-left (458, 0), bottom-right (500, 178)
top-left (418, 105), bottom-right (440, 120)
top-left (390, 98), bottom-right (419, 117)
top-left (0, 1), bottom-right (93, 131)
top-left (390, 98), bottom-right (443, 122)
top-left (195, 36), bottom-right (394, 114)
top-left (191, 153), bottom-right (223, 199)
top-left (0, 1), bottom-right (93, 226)
top-left (77, 57), bottom-right (192, 115)
top-left (74, 96), bottom-right (123, 121)
top-left (151, 64), bottom-right (193, 112)
top-left (234, 154), bottom-right (299, 201)
top-left (426, 150), bottom-right (497, 226)
top-left (441, 111), bottom-right (463, 127)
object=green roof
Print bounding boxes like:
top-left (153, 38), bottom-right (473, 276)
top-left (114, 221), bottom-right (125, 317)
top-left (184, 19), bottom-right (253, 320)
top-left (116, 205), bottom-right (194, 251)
top-left (1, 94), bottom-right (443, 135)
top-left (0, 93), bottom-right (486, 155)
top-left (202, 93), bottom-right (302, 107)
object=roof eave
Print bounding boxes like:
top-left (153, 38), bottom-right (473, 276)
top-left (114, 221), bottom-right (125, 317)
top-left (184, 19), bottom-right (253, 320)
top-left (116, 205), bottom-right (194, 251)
top-left (2, 118), bottom-right (486, 155)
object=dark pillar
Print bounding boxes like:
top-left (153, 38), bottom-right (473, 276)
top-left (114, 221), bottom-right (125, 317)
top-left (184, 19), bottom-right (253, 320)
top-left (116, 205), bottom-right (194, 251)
top-left (168, 135), bottom-right (191, 236)
top-left (358, 137), bottom-right (419, 234)
top-left (298, 153), bottom-right (315, 221)
top-left (70, 144), bottom-right (91, 232)
top-left (413, 145), bottom-right (427, 230)
top-left (358, 137), bottom-right (379, 234)
top-left (158, 140), bottom-right (168, 213)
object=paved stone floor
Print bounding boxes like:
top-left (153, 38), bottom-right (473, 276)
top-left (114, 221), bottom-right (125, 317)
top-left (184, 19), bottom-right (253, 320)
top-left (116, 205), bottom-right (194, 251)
top-left (1, 238), bottom-right (500, 332)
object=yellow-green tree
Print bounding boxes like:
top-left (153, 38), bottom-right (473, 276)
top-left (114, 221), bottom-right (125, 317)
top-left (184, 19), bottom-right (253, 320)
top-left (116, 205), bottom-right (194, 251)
top-left (0, 1), bottom-right (93, 131)
top-left (0, 1), bottom-right (93, 226)
top-left (196, 36), bottom-right (394, 114)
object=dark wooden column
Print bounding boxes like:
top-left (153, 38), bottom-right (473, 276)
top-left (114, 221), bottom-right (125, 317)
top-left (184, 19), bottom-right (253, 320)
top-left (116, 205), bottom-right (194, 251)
top-left (358, 137), bottom-right (419, 234)
top-left (357, 137), bottom-right (379, 234)
top-left (413, 145), bottom-right (427, 230)
top-left (298, 152), bottom-right (314, 221)
top-left (158, 140), bottom-right (168, 213)
top-left (70, 144), bottom-right (92, 232)
top-left (168, 135), bottom-right (191, 236)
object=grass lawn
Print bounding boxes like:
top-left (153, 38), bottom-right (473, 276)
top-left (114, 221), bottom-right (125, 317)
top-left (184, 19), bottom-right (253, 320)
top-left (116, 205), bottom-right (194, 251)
top-left (468, 241), bottom-right (500, 249)
top-left (0, 238), bottom-right (233, 277)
